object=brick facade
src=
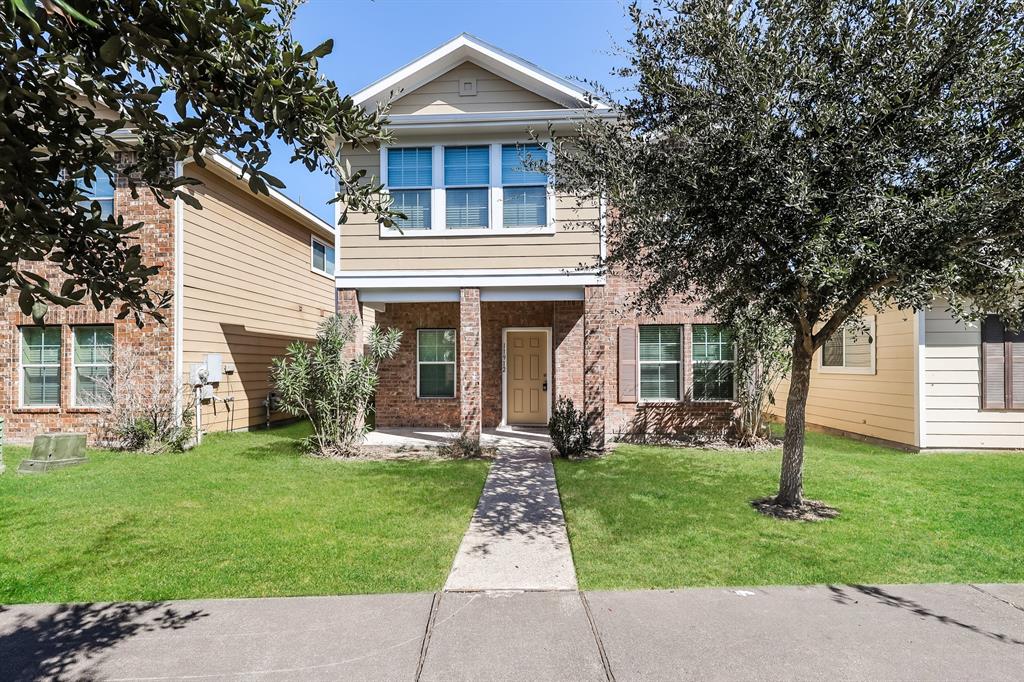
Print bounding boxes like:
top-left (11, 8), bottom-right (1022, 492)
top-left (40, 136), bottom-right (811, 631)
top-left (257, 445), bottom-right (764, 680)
top-left (366, 273), bottom-right (738, 443)
top-left (459, 288), bottom-right (482, 439)
top-left (0, 152), bottom-right (176, 444)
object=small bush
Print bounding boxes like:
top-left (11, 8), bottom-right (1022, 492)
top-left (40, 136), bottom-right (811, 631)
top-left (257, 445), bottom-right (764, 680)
top-left (548, 397), bottom-right (592, 457)
top-left (437, 427), bottom-right (484, 459)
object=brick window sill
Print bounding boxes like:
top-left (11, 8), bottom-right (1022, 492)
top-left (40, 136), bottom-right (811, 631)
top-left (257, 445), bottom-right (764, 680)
top-left (66, 407), bottom-right (111, 414)
top-left (12, 407), bottom-right (61, 414)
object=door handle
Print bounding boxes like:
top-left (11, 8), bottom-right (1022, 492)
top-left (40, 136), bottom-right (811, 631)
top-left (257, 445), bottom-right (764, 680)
top-left (542, 381), bottom-right (548, 392)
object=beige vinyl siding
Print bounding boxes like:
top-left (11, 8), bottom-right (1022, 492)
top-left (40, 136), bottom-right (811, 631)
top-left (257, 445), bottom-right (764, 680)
top-left (924, 306), bottom-right (1024, 449)
top-left (771, 306), bottom-right (918, 447)
top-left (182, 166), bottom-right (334, 433)
top-left (339, 132), bottom-right (601, 271)
top-left (389, 62), bottom-right (563, 115)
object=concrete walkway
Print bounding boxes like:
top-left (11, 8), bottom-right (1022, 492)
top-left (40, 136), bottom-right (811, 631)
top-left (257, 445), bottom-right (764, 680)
top-left (443, 447), bottom-right (577, 592)
top-left (2, 584), bottom-right (1022, 680)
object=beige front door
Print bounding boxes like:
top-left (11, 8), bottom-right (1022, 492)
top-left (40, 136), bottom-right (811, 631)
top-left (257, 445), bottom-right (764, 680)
top-left (506, 331), bottom-right (548, 425)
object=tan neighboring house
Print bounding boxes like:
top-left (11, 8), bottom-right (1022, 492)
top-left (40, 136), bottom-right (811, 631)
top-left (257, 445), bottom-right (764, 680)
top-left (1, 151), bottom-right (335, 443)
top-left (336, 34), bottom-right (741, 443)
top-left (770, 304), bottom-right (1024, 450)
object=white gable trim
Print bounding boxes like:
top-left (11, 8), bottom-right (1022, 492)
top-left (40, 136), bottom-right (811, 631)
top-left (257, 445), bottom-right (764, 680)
top-left (353, 33), bottom-right (610, 112)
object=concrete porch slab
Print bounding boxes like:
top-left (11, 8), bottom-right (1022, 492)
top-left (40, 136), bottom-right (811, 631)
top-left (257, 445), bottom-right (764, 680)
top-left (365, 425), bottom-right (553, 451)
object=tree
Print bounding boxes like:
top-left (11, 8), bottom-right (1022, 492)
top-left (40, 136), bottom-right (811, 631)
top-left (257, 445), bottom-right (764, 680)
top-left (1, 0), bottom-right (393, 324)
top-left (550, 0), bottom-right (1024, 508)
top-left (270, 315), bottom-right (401, 457)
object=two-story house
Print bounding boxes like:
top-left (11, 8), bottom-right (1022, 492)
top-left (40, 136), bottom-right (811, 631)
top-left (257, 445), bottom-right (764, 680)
top-left (335, 35), bottom-right (740, 444)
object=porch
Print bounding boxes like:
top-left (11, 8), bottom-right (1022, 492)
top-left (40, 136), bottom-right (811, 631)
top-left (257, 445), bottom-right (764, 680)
top-left (364, 425), bottom-right (552, 451)
top-left (338, 284), bottom-right (608, 443)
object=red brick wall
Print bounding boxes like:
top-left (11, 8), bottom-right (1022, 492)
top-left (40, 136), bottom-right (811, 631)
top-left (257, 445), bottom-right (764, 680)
top-left (0, 153), bottom-right (176, 444)
top-left (602, 274), bottom-right (739, 440)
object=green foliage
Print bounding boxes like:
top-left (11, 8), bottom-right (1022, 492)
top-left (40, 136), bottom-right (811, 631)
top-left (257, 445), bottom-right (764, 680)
top-left (270, 315), bottom-right (401, 457)
top-left (551, 0), bottom-right (1024, 504)
top-left (1, 0), bottom-right (394, 324)
top-left (733, 306), bottom-right (792, 445)
top-left (548, 396), bottom-right (592, 457)
top-left (436, 427), bottom-right (485, 459)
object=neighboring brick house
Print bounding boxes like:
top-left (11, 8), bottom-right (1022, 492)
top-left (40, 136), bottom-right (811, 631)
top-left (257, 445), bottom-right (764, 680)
top-left (1, 152), bottom-right (336, 444)
top-left (336, 34), bottom-right (739, 444)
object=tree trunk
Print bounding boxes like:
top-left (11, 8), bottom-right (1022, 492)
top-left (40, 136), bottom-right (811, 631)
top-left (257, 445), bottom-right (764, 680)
top-left (777, 335), bottom-right (814, 507)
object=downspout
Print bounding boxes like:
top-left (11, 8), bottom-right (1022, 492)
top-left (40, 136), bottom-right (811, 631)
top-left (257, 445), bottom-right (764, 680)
top-left (913, 309), bottom-right (928, 450)
top-left (172, 161), bottom-right (185, 427)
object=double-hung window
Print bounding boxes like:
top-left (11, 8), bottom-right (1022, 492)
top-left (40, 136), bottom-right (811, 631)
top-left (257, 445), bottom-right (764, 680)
top-left (692, 325), bottom-right (735, 400)
top-left (445, 146), bottom-right (489, 228)
top-left (820, 316), bottom-right (875, 374)
top-left (311, 237), bottom-right (335, 276)
top-left (387, 147), bottom-right (432, 230)
top-left (639, 325), bottom-right (681, 401)
top-left (418, 329), bottom-right (457, 398)
top-left (21, 326), bottom-right (61, 407)
top-left (73, 326), bottom-right (114, 407)
top-left (76, 170), bottom-right (116, 218)
top-left (501, 144), bottom-right (548, 228)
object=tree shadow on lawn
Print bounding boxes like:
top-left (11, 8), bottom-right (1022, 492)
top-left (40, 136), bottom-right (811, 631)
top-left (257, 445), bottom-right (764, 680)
top-left (827, 584), bottom-right (1024, 646)
top-left (0, 601), bottom-right (208, 680)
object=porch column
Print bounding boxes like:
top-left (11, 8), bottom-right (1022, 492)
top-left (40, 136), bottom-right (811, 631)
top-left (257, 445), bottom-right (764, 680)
top-left (584, 285), bottom-right (607, 446)
top-left (336, 288), bottom-right (363, 361)
top-left (459, 288), bottom-right (482, 440)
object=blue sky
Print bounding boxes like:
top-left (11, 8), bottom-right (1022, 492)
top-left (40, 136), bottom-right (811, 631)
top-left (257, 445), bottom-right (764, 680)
top-left (266, 0), bottom-right (636, 224)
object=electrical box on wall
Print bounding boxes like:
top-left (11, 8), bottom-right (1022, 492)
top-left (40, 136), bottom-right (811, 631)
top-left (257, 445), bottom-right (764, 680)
top-left (189, 363), bottom-right (208, 386)
top-left (200, 384), bottom-right (215, 400)
top-left (204, 354), bottom-right (223, 383)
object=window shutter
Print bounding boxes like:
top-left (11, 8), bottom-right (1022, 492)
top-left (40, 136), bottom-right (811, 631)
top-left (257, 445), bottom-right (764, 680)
top-left (1010, 327), bottom-right (1024, 410)
top-left (981, 316), bottom-right (1006, 409)
top-left (618, 326), bottom-right (637, 403)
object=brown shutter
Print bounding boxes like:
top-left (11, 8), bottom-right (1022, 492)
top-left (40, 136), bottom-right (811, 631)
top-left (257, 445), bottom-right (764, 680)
top-left (618, 326), bottom-right (637, 403)
top-left (1009, 326), bottom-right (1024, 410)
top-left (981, 316), bottom-right (1006, 409)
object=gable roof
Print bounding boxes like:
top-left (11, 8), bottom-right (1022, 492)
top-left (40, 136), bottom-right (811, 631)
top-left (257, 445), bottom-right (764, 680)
top-left (353, 33), bottom-right (610, 112)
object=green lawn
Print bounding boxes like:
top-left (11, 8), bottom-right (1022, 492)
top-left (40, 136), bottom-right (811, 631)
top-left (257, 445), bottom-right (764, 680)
top-left (555, 431), bottom-right (1024, 590)
top-left (0, 423), bottom-right (488, 604)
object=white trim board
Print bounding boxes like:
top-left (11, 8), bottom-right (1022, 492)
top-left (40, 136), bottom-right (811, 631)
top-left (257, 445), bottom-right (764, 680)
top-left (173, 159), bottom-right (185, 424)
top-left (353, 33), bottom-right (610, 112)
top-left (357, 286), bottom-right (586, 304)
top-left (336, 269), bottom-right (604, 290)
top-left (501, 327), bottom-right (552, 427)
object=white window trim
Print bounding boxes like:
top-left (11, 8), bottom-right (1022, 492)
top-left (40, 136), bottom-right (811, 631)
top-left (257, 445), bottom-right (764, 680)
top-left (310, 234), bottom-right (335, 279)
top-left (20, 326), bottom-right (61, 408)
top-left (818, 315), bottom-right (877, 375)
top-left (691, 325), bottom-right (738, 403)
top-left (75, 170), bottom-right (116, 217)
top-left (380, 139), bottom-right (556, 238)
top-left (416, 328), bottom-right (457, 399)
top-left (637, 324), bottom-right (683, 404)
top-left (71, 325), bottom-right (114, 408)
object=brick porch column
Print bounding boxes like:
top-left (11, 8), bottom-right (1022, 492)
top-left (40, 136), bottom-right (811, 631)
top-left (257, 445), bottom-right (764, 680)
top-left (584, 285), bottom-right (607, 446)
top-left (459, 288), bottom-right (482, 440)
top-left (336, 288), bottom-right (362, 361)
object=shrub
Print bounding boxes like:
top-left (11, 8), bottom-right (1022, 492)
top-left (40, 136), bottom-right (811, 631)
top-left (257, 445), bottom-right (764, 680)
top-left (98, 346), bottom-right (195, 454)
top-left (548, 397), bottom-right (592, 457)
top-left (271, 315), bottom-right (401, 457)
top-left (732, 306), bottom-right (792, 446)
top-left (436, 427), bottom-right (485, 459)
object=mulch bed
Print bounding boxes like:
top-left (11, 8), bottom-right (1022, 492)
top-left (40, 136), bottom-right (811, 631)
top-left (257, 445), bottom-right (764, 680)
top-left (751, 496), bottom-right (840, 521)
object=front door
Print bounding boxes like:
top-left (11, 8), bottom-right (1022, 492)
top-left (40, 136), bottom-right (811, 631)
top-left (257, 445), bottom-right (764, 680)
top-left (506, 330), bottom-right (548, 425)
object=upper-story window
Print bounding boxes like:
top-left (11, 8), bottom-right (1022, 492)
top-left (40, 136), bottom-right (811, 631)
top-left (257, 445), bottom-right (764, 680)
top-left (311, 236), bottom-right (335, 276)
top-left (381, 141), bottom-right (552, 236)
top-left (502, 144), bottom-right (548, 228)
top-left (76, 170), bottom-right (116, 218)
top-left (387, 147), bottom-right (432, 230)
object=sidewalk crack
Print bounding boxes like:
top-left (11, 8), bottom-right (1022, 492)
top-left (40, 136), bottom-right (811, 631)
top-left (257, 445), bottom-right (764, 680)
top-left (414, 592), bottom-right (442, 681)
top-left (969, 584), bottom-right (1024, 614)
top-left (580, 591), bottom-right (615, 682)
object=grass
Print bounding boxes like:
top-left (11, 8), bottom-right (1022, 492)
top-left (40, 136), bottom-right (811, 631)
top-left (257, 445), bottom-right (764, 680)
top-left (0, 423), bottom-right (488, 604)
top-left (555, 430), bottom-right (1024, 590)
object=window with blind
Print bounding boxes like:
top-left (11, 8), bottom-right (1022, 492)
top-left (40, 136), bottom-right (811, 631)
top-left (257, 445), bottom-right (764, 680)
top-left (501, 144), bottom-right (548, 227)
top-left (418, 329), bottom-right (457, 398)
top-left (445, 146), bottom-right (489, 228)
top-left (981, 315), bottom-right (1024, 410)
top-left (692, 324), bottom-right (735, 401)
top-left (820, 316), bottom-right (876, 374)
top-left (387, 147), bottom-right (432, 229)
top-left (639, 325), bottom-right (681, 401)
top-left (21, 326), bottom-right (61, 407)
top-left (73, 326), bottom-right (114, 407)
top-left (76, 170), bottom-right (115, 218)
top-left (311, 237), bottom-right (335, 275)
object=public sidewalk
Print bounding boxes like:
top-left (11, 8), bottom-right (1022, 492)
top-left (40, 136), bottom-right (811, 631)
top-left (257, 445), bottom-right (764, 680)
top-left (2, 583), bottom-right (1022, 680)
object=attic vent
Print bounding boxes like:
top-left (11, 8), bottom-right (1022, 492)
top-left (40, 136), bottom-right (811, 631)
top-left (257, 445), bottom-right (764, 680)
top-left (459, 78), bottom-right (477, 96)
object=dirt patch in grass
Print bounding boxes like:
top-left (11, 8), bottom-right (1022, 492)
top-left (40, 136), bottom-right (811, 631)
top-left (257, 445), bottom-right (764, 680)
top-left (751, 496), bottom-right (840, 521)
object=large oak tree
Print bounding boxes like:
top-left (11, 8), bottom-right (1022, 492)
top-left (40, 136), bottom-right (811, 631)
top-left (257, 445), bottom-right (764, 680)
top-left (551, 0), bottom-right (1024, 508)
top-left (1, 0), bottom-right (391, 324)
